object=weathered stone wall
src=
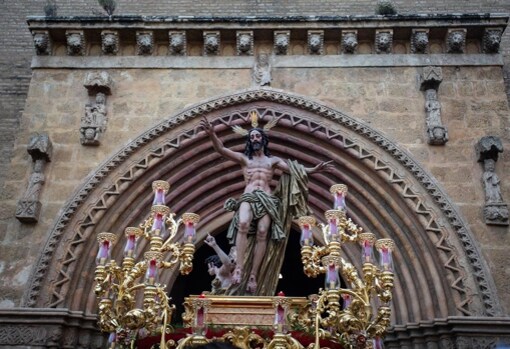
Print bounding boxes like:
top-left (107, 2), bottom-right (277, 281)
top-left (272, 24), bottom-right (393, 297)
top-left (1, 62), bottom-right (509, 313)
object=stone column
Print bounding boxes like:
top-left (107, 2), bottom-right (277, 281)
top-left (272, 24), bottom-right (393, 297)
top-left (476, 136), bottom-right (509, 226)
top-left (15, 133), bottom-right (52, 223)
top-left (420, 66), bottom-right (448, 145)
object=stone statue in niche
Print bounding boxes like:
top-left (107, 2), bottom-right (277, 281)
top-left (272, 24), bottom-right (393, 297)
top-left (82, 71), bottom-right (113, 146)
top-left (420, 66), bottom-right (448, 145)
top-left (81, 92), bottom-right (107, 146)
top-left (16, 133), bottom-right (52, 223)
top-left (476, 136), bottom-right (508, 226)
top-left (252, 53), bottom-right (271, 87)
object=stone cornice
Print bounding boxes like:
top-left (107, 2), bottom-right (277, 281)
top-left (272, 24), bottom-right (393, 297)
top-left (27, 13), bottom-right (508, 62)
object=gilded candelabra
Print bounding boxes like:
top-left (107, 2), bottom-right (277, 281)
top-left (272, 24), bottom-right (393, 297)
top-left (297, 184), bottom-right (395, 349)
top-left (94, 180), bottom-right (200, 349)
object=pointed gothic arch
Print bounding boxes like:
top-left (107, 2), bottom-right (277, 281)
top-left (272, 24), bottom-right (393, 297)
top-left (23, 88), bottom-right (501, 326)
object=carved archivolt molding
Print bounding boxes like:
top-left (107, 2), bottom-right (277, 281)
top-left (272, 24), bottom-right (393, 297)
top-left (24, 88), bottom-right (500, 320)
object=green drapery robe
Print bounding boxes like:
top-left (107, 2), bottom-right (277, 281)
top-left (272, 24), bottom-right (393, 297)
top-left (224, 160), bottom-right (310, 296)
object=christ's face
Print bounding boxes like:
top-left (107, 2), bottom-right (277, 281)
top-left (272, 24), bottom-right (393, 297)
top-left (250, 130), bottom-right (263, 151)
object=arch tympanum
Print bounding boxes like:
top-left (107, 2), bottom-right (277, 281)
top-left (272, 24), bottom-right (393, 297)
top-left (24, 88), bottom-right (501, 329)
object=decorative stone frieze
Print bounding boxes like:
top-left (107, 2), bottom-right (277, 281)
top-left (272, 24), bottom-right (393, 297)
top-left (375, 29), bottom-right (393, 54)
top-left (136, 31), bottom-right (154, 55)
top-left (203, 31), bottom-right (220, 56)
top-left (237, 31), bottom-right (254, 56)
top-left (15, 133), bottom-right (52, 223)
top-left (341, 30), bottom-right (358, 54)
top-left (483, 28), bottom-right (503, 53)
top-left (252, 53), bottom-right (271, 86)
top-left (32, 30), bottom-right (51, 55)
top-left (169, 31), bottom-right (187, 56)
top-left (476, 136), bottom-right (508, 226)
top-left (420, 66), bottom-right (448, 145)
top-left (411, 29), bottom-right (429, 54)
top-left (101, 30), bottom-right (119, 55)
top-left (446, 28), bottom-right (467, 53)
top-left (65, 30), bottom-right (85, 56)
top-left (274, 30), bottom-right (290, 55)
top-left (307, 30), bottom-right (324, 55)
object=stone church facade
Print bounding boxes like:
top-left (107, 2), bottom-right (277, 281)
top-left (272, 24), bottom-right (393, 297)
top-left (0, 1), bottom-right (510, 348)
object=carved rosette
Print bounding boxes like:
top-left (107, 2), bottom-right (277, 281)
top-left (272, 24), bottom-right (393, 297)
top-left (483, 28), bottom-right (503, 54)
top-left (375, 29), bottom-right (393, 54)
top-left (446, 28), bottom-right (466, 53)
top-left (274, 30), bottom-right (290, 55)
top-left (169, 31), bottom-right (187, 56)
top-left (101, 30), bottom-right (119, 55)
top-left (65, 30), bottom-right (85, 56)
top-left (341, 30), bottom-right (358, 54)
top-left (203, 31), bottom-right (220, 56)
top-left (411, 29), bottom-right (429, 54)
top-left (236, 31), bottom-right (254, 56)
top-left (32, 30), bottom-right (51, 55)
top-left (307, 30), bottom-right (324, 55)
top-left (136, 31), bottom-right (154, 56)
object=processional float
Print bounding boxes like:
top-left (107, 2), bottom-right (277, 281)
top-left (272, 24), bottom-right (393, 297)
top-left (94, 181), bottom-right (395, 349)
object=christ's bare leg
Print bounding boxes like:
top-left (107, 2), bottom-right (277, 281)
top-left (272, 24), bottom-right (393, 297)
top-left (235, 202), bottom-right (253, 284)
top-left (247, 214), bottom-right (270, 293)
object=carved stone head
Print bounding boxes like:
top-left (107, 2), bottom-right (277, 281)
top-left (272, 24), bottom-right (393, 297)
top-left (376, 31), bottom-right (392, 54)
top-left (101, 31), bottom-right (118, 55)
top-left (412, 31), bottom-right (429, 53)
top-left (274, 32), bottom-right (289, 55)
top-left (483, 29), bottom-right (502, 54)
top-left (33, 32), bottom-right (50, 55)
top-left (66, 31), bottom-right (85, 56)
top-left (342, 32), bottom-right (358, 54)
top-left (309, 34), bottom-right (322, 54)
top-left (204, 32), bottom-right (220, 55)
top-left (136, 32), bottom-right (154, 55)
top-left (169, 32), bottom-right (186, 55)
top-left (447, 30), bottom-right (466, 53)
top-left (237, 33), bottom-right (252, 55)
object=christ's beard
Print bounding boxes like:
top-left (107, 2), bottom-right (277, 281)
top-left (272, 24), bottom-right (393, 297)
top-left (252, 142), bottom-right (262, 151)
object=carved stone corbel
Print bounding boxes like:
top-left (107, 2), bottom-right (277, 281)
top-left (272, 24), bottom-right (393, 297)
top-left (169, 31), bottom-right (187, 56)
top-left (375, 29), bottom-right (393, 54)
top-left (420, 66), bottom-right (448, 145)
top-left (81, 72), bottom-right (113, 146)
top-left (101, 30), bottom-right (119, 55)
top-left (252, 53), bottom-right (271, 87)
top-left (203, 31), bottom-right (220, 56)
top-left (136, 31), bottom-right (154, 56)
top-left (307, 30), bottom-right (324, 55)
top-left (32, 30), bottom-right (51, 55)
top-left (446, 28), bottom-right (466, 53)
top-left (476, 136), bottom-right (508, 226)
top-left (483, 28), bottom-right (503, 54)
top-left (411, 29), bottom-right (429, 54)
top-left (65, 30), bottom-right (85, 56)
top-left (237, 31), bottom-right (254, 56)
top-left (274, 30), bottom-right (290, 55)
top-left (341, 30), bottom-right (358, 54)
top-left (16, 133), bottom-right (53, 223)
